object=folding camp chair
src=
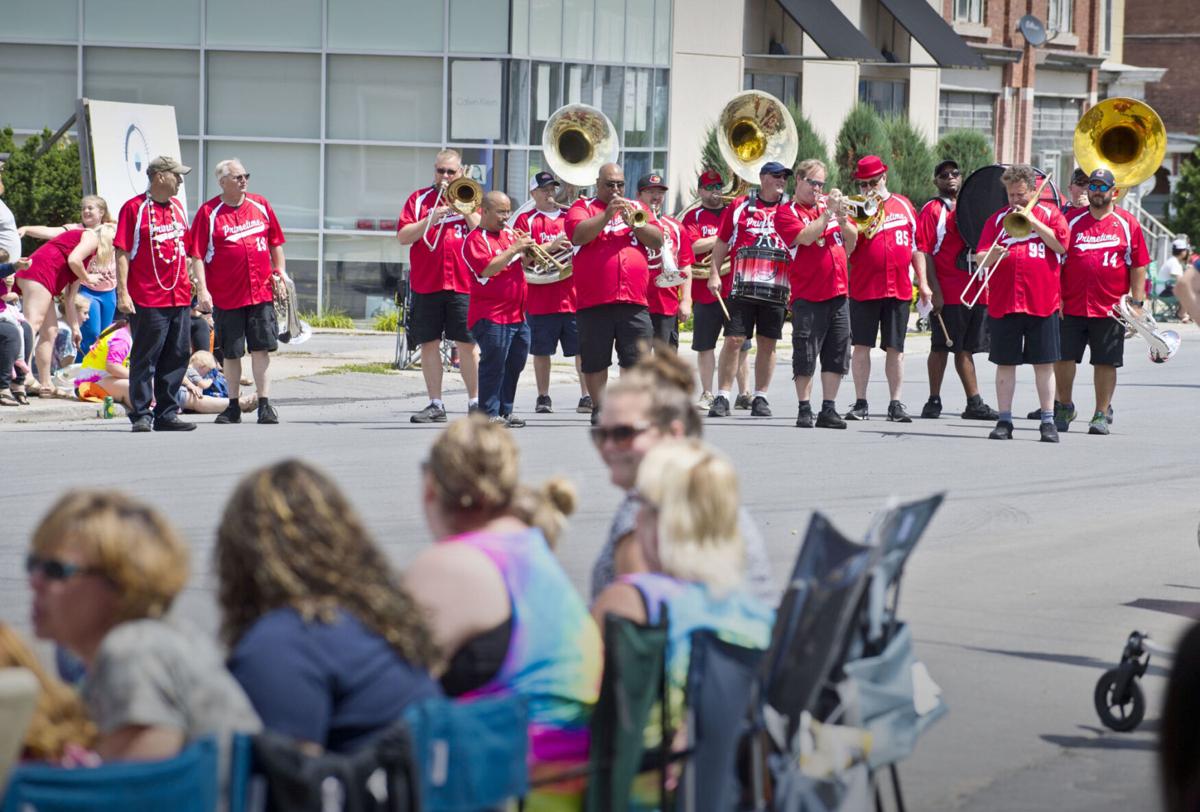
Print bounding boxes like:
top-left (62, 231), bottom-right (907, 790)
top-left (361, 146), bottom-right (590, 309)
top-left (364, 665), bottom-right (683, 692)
top-left (393, 271), bottom-right (454, 372)
top-left (0, 668), bottom-right (38, 795)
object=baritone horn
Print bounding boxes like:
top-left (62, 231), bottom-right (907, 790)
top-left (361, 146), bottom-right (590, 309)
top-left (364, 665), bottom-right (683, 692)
top-left (1112, 294), bottom-right (1180, 363)
top-left (1074, 97), bottom-right (1166, 191)
top-left (514, 229), bottom-right (574, 285)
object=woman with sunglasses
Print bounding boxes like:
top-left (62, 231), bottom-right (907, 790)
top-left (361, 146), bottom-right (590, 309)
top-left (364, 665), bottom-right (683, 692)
top-left (26, 490), bottom-right (260, 763)
top-left (588, 349), bottom-right (775, 604)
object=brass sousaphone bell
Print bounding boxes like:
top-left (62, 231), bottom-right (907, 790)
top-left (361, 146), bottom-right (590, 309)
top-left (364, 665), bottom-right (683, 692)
top-left (1074, 96), bottom-right (1167, 194)
top-left (542, 103), bottom-right (620, 188)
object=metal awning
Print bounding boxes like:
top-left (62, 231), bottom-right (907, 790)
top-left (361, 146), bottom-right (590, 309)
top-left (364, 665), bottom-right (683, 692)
top-left (876, 0), bottom-right (986, 68)
top-left (777, 0), bottom-right (885, 62)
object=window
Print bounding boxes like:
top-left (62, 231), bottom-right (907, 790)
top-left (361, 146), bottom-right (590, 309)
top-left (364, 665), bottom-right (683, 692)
top-left (1048, 0), bottom-right (1073, 34)
top-left (450, 0), bottom-right (511, 54)
top-left (0, 46), bottom-right (76, 132)
top-left (529, 0), bottom-right (564, 59)
top-left (652, 69), bottom-right (669, 149)
top-left (180, 140), bottom-right (199, 214)
top-left (564, 64), bottom-right (596, 106)
top-left (207, 52), bottom-right (321, 139)
top-left (654, 0), bottom-right (671, 66)
top-left (327, 56), bottom-right (442, 143)
top-left (84, 48), bottom-right (202, 137)
top-left (1032, 97), bottom-right (1081, 183)
top-left (597, 65), bottom-right (624, 132)
top-left (626, 0), bottom-right (655, 65)
top-left (206, 0), bottom-right (322, 49)
top-left (529, 62), bottom-right (562, 146)
top-left (322, 236), bottom-right (405, 320)
top-left (324, 145), bottom-right (440, 230)
top-left (1103, 0), bottom-right (1113, 53)
top-left (623, 68), bottom-right (653, 148)
top-left (449, 60), bottom-right (506, 143)
top-left (938, 91), bottom-right (995, 146)
top-left (327, 0), bottom-right (444, 52)
top-left (282, 235), bottom-right (319, 314)
top-left (745, 74), bottom-right (800, 109)
top-left (563, 0), bottom-right (595, 60)
top-left (6, 0), bottom-right (77, 40)
top-left (594, 0), bottom-right (625, 62)
top-left (83, 0), bottom-right (200, 45)
top-left (206, 142), bottom-right (320, 229)
top-left (859, 80), bottom-right (907, 117)
top-left (954, 0), bottom-right (985, 24)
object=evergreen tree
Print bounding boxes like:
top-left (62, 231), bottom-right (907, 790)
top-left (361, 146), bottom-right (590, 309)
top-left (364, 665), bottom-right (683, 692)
top-left (1167, 148), bottom-right (1200, 247)
top-left (786, 104), bottom-right (829, 196)
top-left (884, 115), bottom-right (936, 206)
top-left (832, 104), bottom-right (890, 191)
top-left (0, 128), bottom-right (82, 238)
top-left (934, 129), bottom-right (996, 184)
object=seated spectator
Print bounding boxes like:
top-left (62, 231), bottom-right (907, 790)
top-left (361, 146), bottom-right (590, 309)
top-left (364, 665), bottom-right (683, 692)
top-left (177, 350), bottom-right (256, 415)
top-left (0, 249), bottom-right (31, 406)
top-left (26, 490), bottom-right (261, 763)
top-left (405, 416), bottom-right (601, 798)
top-left (216, 459), bottom-right (441, 754)
top-left (75, 319), bottom-right (130, 407)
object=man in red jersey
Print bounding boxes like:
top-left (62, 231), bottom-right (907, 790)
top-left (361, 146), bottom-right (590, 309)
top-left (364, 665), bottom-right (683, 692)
top-left (460, 191), bottom-right (533, 428)
top-left (916, 159), bottom-right (998, 422)
top-left (564, 162), bottom-right (662, 423)
top-left (513, 171), bottom-right (590, 415)
top-left (843, 155), bottom-right (930, 424)
top-left (636, 172), bottom-right (693, 352)
top-left (189, 158), bottom-right (286, 426)
top-left (1055, 168), bottom-right (1150, 436)
top-left (115, 155), bottom-right (204, 433)
top-left (975, 164), bottom-right (1070, 443)
top-left (775, 158), bottom-right (854, 430)
top-left (397, 149), bottom-right (480, 423)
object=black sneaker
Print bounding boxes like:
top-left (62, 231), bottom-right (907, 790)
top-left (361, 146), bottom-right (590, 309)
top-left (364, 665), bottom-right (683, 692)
top-left (131, 415), bottom-right (153, 433)
top-left (816, 406), bottom-right (847, 430)
top-left (468, 402), bottom-right (483, 416)
top-left (887, 401), bottom-right (912, 423)
top-left (750, 396), bottom-right (772, 417)
top-left (1053, 402), bottom-right (1075, 433)
top-left (1040, 422), bottom-right (1060, 443)
top-left (257, 401), bottom-right (279, 425)
top-left (577, 395), bottom-right (594, 414)
top-left (153, 416), bottom-right (197, 432)
top-left (845, 400), bottom-right (869, 420)
top-left (795, 403), bottom-right (814, 428)
top-left (215, 402), bottom-right (241, 424)
top-left (590, 406), bottom-right (600, 426)
top-left (734, 393), bottom-right (753, 410)
top-left (505, 415), bottom-right (526, 429)
top-left (988, 420), bottom-right (1014, 440)
top-left (411, 403), bottom-right (448, 423)
top-left (1106, 405), bottom-right (1114, 425)
top-left (920, 397), bottom-right (942, 419)
top-left (535, 395), bottom-right (553, 414)
top-left (708, 395), bottom-right (730, 417)
top-left (961, 400), bottom-right (1000, 421)
top-left (1028, 401), bottom-right (1061, 421)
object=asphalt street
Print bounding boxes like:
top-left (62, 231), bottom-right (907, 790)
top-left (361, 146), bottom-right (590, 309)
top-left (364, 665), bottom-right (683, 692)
top-left (3, 325), bottom-right (1198, 811)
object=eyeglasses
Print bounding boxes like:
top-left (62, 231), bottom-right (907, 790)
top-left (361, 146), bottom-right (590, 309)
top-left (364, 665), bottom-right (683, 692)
top-left (805, 178), bottom-right (826, 189)
top-left (1088, 182), bottom-right (1113, 192)
top-left (589, 423), bottom-right (650, 447)
top-left (858, 178), bottom-right (882, 188)
top-left (229, 173), bottom-right (250, 182)
top-left (937, 170), bottom-right (961, 179)
top-left (25, 554), bottom-right (103, 582)
top-left (434, 167), bottom-right (458, 176)
top-left (603, 180), bottom-right (626, 189)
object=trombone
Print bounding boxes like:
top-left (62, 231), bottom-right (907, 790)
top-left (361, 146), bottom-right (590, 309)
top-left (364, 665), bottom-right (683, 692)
top-left (961, 173), bottom-right (1051, 309)
top-left (421, 176), bottom-right (483, 249)
top-left (845, 193), bottom-right (884, 238)
top-left (513, 229), bottom-right (573, 285)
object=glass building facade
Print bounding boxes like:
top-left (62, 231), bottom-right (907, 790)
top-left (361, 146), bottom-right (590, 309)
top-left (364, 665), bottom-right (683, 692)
top-left (0, 0), bottom-right (672, 320)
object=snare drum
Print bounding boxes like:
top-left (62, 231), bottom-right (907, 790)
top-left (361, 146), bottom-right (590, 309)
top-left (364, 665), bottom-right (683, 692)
top-left (730, 245), bottom-right (790, 306)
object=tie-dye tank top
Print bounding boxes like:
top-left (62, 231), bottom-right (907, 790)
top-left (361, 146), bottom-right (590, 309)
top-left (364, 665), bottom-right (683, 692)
top-left (451, 527), bottom-right (602, 810)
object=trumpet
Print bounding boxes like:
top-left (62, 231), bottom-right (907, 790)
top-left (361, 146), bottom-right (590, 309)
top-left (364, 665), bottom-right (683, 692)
top-left (421, 176), bottom-right (483, 249)
top-left (961, 173), bottom-right (1051, 309)
top-left (1111, 294), bottom-right (1181, 363)
top-left (824, 188), bottom-right (849, 219)
top-left (513, 229), bottom-right (573, 285)
top-left (620, 201), bottom-right (648, 229)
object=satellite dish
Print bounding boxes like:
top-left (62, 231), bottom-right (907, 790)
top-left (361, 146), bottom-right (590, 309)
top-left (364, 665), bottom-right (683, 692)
top-left (1017, 15), bottom-right (1048, 47)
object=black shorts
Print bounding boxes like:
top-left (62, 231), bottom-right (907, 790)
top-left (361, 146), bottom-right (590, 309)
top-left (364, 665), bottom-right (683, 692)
top-left (849, 297), bottom-right (910, 351)
top-left (725, 298), bottom-right (786, 340)
top-left (987, 312), bottom-right (1061, 366)
top-left (528, 312), bottom-right (579, 357)
top-left (1059, 314), bottom-right (1124, 367)
top-left (931, 304), bottom-right (990, 354)
top-left (576, 303), bottom-right (652, 374)
top-left (408, 290), bottom-right (472, 345)
top-left (213, 302), bottom-right (278, 358)
top-left (650, 313), bottom-right (679, 348)
top-left (791, 296), bottom-right (851, 378)
top-left (691, 301), bottom-right (725, 352)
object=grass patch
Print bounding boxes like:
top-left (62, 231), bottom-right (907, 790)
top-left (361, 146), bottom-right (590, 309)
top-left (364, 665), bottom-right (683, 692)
top-left (299, 309), bottom-right (356, 329)
top-left (317, 362), bottom-right (397, 375)
top-left (372, 310), bottom-right (400, 332)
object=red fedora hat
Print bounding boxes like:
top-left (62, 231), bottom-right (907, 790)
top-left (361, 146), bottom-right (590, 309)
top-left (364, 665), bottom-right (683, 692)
top-left (853, 156), bottom-right (888, 180)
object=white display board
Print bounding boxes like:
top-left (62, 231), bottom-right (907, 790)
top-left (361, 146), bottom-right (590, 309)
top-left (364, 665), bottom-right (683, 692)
top-left (84, 100), bottom-right (187, 211)
top-left (450, 60), bottom-right (503, 142)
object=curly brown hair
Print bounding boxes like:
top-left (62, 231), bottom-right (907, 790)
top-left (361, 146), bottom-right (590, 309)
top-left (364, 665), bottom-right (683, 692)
top-left (0, 624), bottom-right (96, 760)
top-left (215, 459), bottom-right (438, 669)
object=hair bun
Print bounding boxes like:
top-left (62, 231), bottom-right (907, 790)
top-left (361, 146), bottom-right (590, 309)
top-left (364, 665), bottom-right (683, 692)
top-left (636, 347), bottom-right (695, 396)
top-left (540, 477), bottom-right (577, 517)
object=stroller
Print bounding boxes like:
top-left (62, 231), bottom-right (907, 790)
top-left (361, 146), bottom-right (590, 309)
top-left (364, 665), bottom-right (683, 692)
top-left (1094, 630), bottom-right (1173, 732)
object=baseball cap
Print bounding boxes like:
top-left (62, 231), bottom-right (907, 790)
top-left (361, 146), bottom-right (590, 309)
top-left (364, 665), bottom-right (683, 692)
top-left (146, 155), bottom-right (191, 176)
top-left (1087, 168), bottom-right (1116, 187)
top-left (1172, 237), bottom-right (1190, 251)
top-left (759, 161), bottom-right (793, 178)
top-left (698, 169), bottom-right (724, 188)
top-left (1070, 168), bottom-right (1089, 186)
top-left (933, 159), bottom-right (959, 177)
top-left (528, 171), bottom-right (559, 192)
top-left (637, 172), bottom-right (668, 192)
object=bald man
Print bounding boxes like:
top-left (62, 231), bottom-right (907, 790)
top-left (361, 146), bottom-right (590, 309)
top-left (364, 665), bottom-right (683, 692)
top-left (460, 191), bottom-right (533, 427)
top-left (563, 163), bottom-right (663, 422)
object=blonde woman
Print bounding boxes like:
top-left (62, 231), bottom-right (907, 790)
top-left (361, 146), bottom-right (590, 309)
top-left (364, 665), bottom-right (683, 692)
top-left (0, 624), bottom-right (95, 763)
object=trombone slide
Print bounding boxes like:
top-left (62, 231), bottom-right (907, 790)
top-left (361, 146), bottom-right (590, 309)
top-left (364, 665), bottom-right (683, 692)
top-left (960, 232), bottom-right (1007, 309)
top-left (420, 181), bottom-right (450, 249)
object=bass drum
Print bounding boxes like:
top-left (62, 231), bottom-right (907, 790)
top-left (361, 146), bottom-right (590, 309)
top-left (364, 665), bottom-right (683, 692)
top-left (955, 164), bottom-right (1064, 264)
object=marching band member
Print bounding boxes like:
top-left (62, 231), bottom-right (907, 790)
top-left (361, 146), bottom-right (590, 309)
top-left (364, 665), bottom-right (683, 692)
top-left (460, 191), bottom-right (532, 428)
top-left (1055, 168), bottom-right (1149, 435)
top-left (397, 149), bottom-right (480, 424)
top-left (975, 164), bottom-right (1069, 443)
top-left (513, 171), bottom-right (590, 415)
top-left (844, 156), bottom-right (929, 423)
top-left (774, 158), bottom-right (854, 429)
top-left (636, 173), bottom-right (693, 353)
top-left (564, 162), bottom-right (663, 423)
top-left (188, 158), bottom-right (286, 426)
top-left (705, 161), bottom-right (793, 418)
top-left (916, 159), bottom-right (998, 422)
top-left (1064, 167), bottom-right (1090, 212)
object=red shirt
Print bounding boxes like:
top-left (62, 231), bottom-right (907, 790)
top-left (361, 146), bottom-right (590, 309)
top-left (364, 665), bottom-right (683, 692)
top-left (681, 206), bottom-right (730, 305)
top-left (114, 194), bottom-right (193, 308)
top-left (189, 193), bottom-right (285, 310)
top-left (1060, 207), bottom-right (1150, 318)
top-left (513, 207), bottom-right (576, 316)
top-left (975, 202), bottom-right (1070, 318)
top-left (460, 227), bottom-right (528, 329)
top-left (16, 229), bottom-right (90, 297)
top-left (916, 196), bottom-right (980, 306)
top-left (563, 198), bottom-right (658, 311)
top-left (398, 186), bottom-right (472, 295)
top-left (847, 194), bottom-right (918, 302)
top-left (775, 199), bottom-right (848, 304)
top-left (646, 215), bottom-right (695, 317)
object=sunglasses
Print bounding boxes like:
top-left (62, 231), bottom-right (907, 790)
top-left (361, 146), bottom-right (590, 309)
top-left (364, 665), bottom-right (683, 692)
top-left (937, 170), bottom-right (961, 179)
top-left (858, 178), bottom-right (882, 188)
top-left (589, 423), bottom-right (650, 447)
top-left (1088, 183), bottom-right (1113, 192)
top-left (229, 173), bottom-right (250, 182)
top-left (434, 167), bottom-right (458, 176)
top-left (603, 180), bottom-right (626, 189)
top-left (25, 554), bottom-right (103, 582)
top-left (805, 178), bottom-right (826, 188)
top-left (701, 183), bottom-right (724, 191)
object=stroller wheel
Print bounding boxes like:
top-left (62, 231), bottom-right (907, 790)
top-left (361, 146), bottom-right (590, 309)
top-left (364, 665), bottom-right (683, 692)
top-left (1094, 668), bottom-right (1146, 732)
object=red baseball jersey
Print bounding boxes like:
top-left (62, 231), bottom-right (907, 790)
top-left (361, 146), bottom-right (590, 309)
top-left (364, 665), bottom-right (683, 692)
top-left (975, 202), bottom-right (1070, 318)
top-left (681, 205), bottom-right (729, 305)
top-left (513, 207), bottom-right (575, 316)
top-left (114, 194), bottom-right (193, 308)
top-left (645, 215), bottom-right (695, 317)
top-left (398, 185), bottom-right (473, 295)
top-left (563, 197), bottom-right (658, 311)
top-left (1061, 207), bottom-right (1150, 318)
top-left (460, 227), bottom-right (528, 329)
top-left (189, 193), bottom-right (285, 311)
top-left (847, 194), bottom-right (918, 302)
top-left (16, 228), bottom-right (90, 297)
top-left (916, 196), bottom-right (980, 306)
top-left (775, 199), bottom-right (848, 304)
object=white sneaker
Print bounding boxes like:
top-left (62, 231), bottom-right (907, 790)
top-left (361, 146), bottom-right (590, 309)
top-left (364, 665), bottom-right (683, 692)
top-left (696, 391), bottom-right (714, 411)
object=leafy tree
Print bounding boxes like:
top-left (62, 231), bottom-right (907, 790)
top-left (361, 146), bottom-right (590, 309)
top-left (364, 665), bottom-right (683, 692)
top-left (786, 104), bottom-right (829, 196)
top-left (1167, 148), bottom-right (1200, 247)
top-left (934, 129), bottom-right (996, 183)
top-left (0, 128), bottom-right (82, 238)
top-left (884, 115), bottom-right (936, 206)
top-left (698, 124), bottom-right (731, 191)
top-left (832, 103), bottom-right (890, 191)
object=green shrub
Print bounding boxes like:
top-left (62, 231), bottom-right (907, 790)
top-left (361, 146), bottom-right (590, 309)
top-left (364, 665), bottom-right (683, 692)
top-left (884, 115), bottom-right (936, 206)
top-left (372, 310), bottom-right (399, 332)
top-left (934, 130), bottom-right (996, 183)
top-left (832, 104), bottom-right (890, 191)
top-left (299, 310), bottom-right (355, 329)
top-left (0, 128), bottom-right (82, 236)
top-left (1167, 146), bottom-right (1200, 248)
top-left (786, 104), bottom-right (830, 196)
